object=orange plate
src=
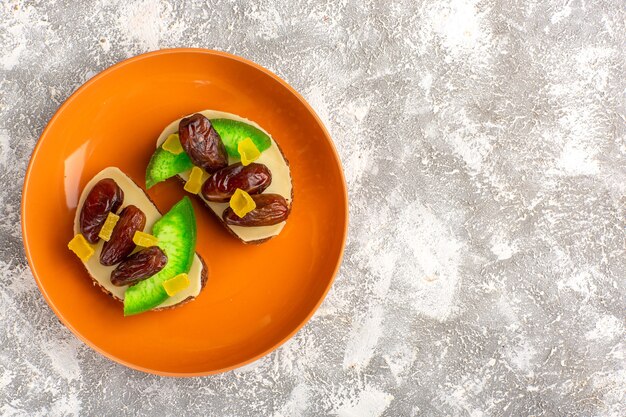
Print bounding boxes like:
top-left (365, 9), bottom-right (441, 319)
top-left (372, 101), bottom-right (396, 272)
top-left (21, 49), bottom-right (348, 376)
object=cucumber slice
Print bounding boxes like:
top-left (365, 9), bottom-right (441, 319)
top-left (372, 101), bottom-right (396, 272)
top-left (210, 119), bottom-right (272, 158)
top-left (123, 197), bottom-right (197, 316)
top-left (145, 147), bottom-right (193, 189)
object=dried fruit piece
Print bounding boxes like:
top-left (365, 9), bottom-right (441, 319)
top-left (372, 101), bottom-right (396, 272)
top-left (68, 234), bottom-right (95, 262)
top-left (223, 194), bottom-right (289, 226)
top-left (133, 231), bottom-right (159, 247)
top-left (162, 273), bottom-right (190, 296)
top-left (184, 166), bottom-right (204, 194)
top-left (100, 205), bottom-right (146, 266)
top-left (238, 137), bottom-right (261, 166)
top-left (179, 113), bottom-right (228, 173)
top-left (229, 189), bottom-right (256, 218)
top-left (110, 247), bottom-right (168, 287)
top-left (201, 163), bottom-right (271, 202)
top-left (162, 133), bottom-right (184, 155)
top-left (80, 178), bottom-right (124, 243)
top-left (98, 212), bottom-right (120, 242)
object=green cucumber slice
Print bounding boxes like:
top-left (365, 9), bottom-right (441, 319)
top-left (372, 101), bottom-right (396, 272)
top-left (210, 118), bottom-right (272, 158)
top-left (123, 197), bottom-right (197, 316)
top-left (145, 147), bottom-right (193, 189)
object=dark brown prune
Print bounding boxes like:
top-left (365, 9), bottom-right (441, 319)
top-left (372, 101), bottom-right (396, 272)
top-left (201, 162), bottom-right (272, 202)
top-left (179, 113), bottom-right (228, 173)
top-left (110, 246), bottom-right (167, 287)
top-left (223, 194), bottom-right (289, 227)
top-left (100, 205), bottom-right (146, 266)
top-left (80, 178), bottom-right (124, 243)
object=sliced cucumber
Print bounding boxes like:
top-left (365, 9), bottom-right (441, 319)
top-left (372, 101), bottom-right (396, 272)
top-left (145, 147), bottom-right (193, 189)
top-left (123, 197), bottom-right (197, 316)
top-left (210, 118), bottom-right (272, 158)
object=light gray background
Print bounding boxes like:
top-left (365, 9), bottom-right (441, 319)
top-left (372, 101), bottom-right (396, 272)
top-left (1, 0), bottom-right (624, 416)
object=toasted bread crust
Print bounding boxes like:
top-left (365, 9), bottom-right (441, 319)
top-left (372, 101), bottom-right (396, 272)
top-left (81, 170), bottom-right (208, 311)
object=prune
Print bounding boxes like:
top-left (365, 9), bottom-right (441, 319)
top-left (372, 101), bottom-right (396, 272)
top-left (110, 246), bottom-right (167, 287)
top-left (223, 194), bottom-right (289, 226)
top-left (80, 178), bottom-right (124, 243)
top-left (100, 205), bottom-right (146, 266)
top-left (179, 113), bottom-right (228, 173)
top-left (201, 162), bottom-right (272, 202)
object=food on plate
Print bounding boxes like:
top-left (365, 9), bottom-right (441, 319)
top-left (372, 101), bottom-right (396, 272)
top-left (110, 246), bottom-right (167, 287)
top-left (100, 205), bottom-right (146, 266)
top-left (201, 163), bottom-right (271, 203)
top-left (68, 167), bottom-right (207, 315)
top-left (98, 212), bottom-right (120, 241)
top-left (145, 110), bottom-right (293, 243)
top-left (179, 113), bottom-right (228, 173)
top-left (223, 193), bottom-right (289, 226)
top-left (79, 178), bottom-right (124, 243)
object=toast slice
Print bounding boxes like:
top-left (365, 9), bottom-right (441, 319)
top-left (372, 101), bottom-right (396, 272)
top-left (150, 110), bottom-right (293, 244)
top-left (73, 167), bottom-right (207, 313)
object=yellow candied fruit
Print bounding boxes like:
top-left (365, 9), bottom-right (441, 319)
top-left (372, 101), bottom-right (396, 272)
top-left (133, 231), bottom-right (159, 247)
top-left (68, 234), bottom-right (95, 262)
top-left (163, 273), bottom-right (190, 297)
top-left (162, 133), bottom-right (184, 155)
top-left (230, 188), bottom-right (256, 218)
top-left (238, 137), bottom-right (261, 166)
top-left (98, 212), bottom-right (120, 241)
top-left (184, 166), bottom-right (204, 194)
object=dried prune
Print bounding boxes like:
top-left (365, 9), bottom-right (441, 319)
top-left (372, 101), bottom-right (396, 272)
top-left (80, 178), bottom-right (124, 243)
top-left (100, 205), bottom-right (146, 266)
top-left (179, 113), bottom-right (228, 173)
top-left (223, 194), bottom-right (289, 226)
top-left (201, 162), bottom-right (272, 202)
top-left (110, 246), bottom-right (167, 286)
